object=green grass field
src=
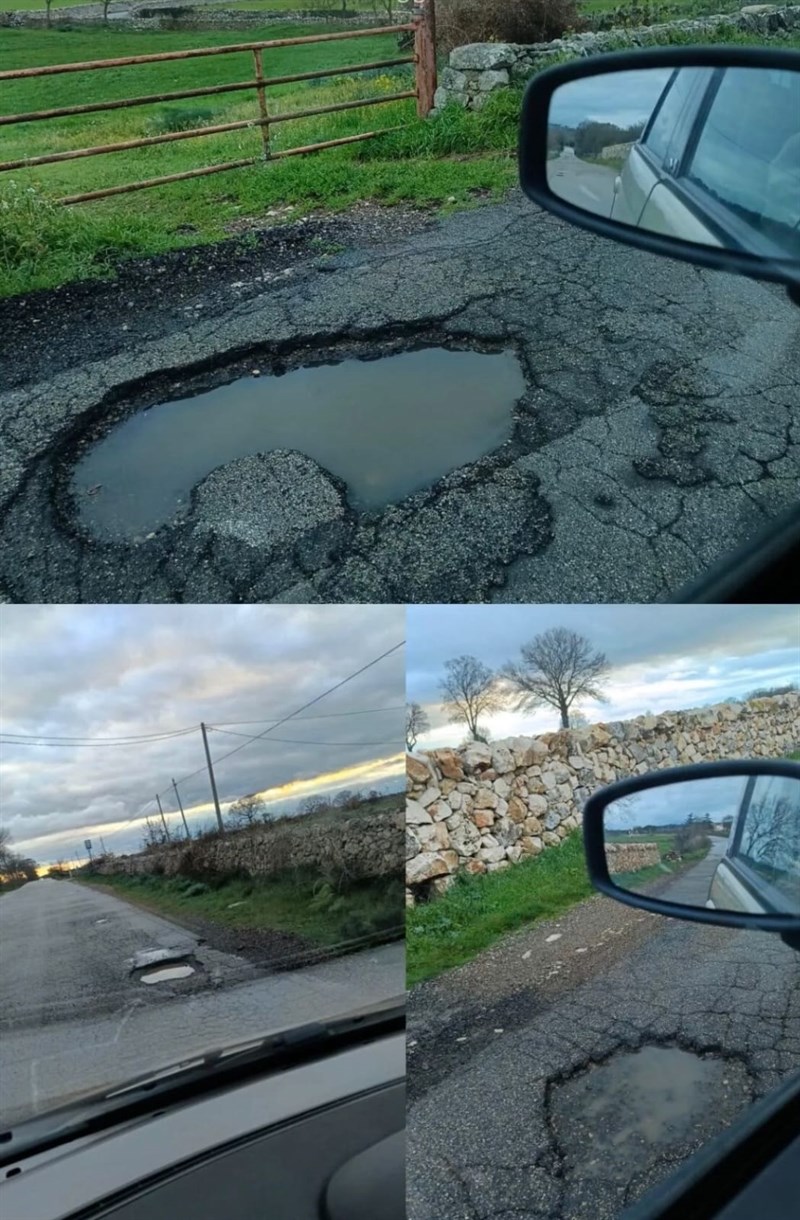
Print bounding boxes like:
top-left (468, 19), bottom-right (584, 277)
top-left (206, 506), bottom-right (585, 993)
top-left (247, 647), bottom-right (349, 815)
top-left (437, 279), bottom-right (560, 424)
top-left (80, 866), bottom-right (405, 946)
top-left (406, 832), bottom-right (594, 986)
top-left (0, 23), bottom-right (518, 295)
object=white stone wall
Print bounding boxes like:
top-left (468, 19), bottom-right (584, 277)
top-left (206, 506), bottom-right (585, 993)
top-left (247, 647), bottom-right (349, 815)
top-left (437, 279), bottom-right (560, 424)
top-left (406, 693), bottom-right (799, 902)
top-left (432, 5), bottom-right (800, 111)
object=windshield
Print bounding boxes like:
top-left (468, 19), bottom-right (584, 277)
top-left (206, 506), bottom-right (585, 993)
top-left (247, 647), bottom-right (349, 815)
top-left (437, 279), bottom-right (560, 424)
top-left (0, 606), bottom-right (406, 1128)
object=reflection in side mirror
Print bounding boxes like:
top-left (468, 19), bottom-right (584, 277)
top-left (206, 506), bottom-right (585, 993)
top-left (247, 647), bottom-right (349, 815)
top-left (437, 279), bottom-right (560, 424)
top-left (519, 47), bottom-right (800, 290)
top-left (583, 760), bottom-right (800, 933)
top-left (603, 773), bottom-right (800, 916)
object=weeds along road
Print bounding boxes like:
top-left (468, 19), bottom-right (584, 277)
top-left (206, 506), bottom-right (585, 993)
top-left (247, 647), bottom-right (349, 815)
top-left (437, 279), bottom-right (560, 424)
top-left (0, 877), bottom-right (405, 1126)
top-left (406, 891), bottom-right (800, 1220)
top-left (1, 192), bottom-right (798, 603)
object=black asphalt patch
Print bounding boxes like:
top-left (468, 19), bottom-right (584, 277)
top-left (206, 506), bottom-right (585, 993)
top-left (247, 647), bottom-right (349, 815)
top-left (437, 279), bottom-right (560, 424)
top-left (2, 193), bottom-right (798, 603)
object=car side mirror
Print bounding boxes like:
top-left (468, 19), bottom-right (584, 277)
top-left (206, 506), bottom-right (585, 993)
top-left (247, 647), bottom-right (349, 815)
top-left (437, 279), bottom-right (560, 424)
top-left (583, 760), bottom-right (800, 944)
top-left (518, 46), bottom-right (800, 301)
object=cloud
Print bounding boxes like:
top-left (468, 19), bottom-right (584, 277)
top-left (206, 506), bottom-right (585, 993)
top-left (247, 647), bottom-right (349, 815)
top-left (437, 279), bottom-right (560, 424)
top-left (1, 606), bottom-right (405, 864)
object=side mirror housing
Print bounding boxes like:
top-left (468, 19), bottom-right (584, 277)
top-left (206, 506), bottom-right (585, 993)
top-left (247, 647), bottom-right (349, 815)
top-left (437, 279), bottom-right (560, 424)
top-left (519, 46), bottom-right (800, 295)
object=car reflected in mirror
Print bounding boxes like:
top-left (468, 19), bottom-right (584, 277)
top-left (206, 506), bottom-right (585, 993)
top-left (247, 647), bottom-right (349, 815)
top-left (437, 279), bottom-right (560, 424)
top-left (582, 759), bottom-right (800, 934)
top-left (602, 772), bottom-right (800, 916)
top-left (519, 47), bottom-right (800, 291)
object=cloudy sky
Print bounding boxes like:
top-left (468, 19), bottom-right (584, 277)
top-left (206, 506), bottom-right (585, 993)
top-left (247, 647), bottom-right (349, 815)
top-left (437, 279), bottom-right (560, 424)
top-left (407, 605), bottom-right (799, 749)
top-left (1, 607), bottom-right (404, 866)
top-left (550, 67), bottom-right (672, 130)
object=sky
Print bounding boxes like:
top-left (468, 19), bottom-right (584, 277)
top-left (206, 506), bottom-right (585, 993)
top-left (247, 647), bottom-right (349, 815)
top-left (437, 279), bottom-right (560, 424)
top-left (406, 605), bottom-right (799, 750)
top-left (550, 67), bottom-right (673, 131)
top-left (0, 606), bottom-right (405, 867)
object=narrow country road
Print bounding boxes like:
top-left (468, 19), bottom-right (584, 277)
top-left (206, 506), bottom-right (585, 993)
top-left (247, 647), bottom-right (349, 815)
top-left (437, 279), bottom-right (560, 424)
top-left (0, 878), bottom-right (404, 1126)
top-left (406, 891), bottom-right (800, 1220)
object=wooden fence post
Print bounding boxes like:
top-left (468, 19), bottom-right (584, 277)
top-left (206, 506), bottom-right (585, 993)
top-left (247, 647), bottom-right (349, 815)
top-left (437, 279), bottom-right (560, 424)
top-left (415, 0), bottom-right (437, 117)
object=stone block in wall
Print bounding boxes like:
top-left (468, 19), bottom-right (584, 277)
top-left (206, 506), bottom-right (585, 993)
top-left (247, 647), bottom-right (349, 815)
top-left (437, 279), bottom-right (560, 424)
top-left (465, 858), bottom-right (486, 875)
top-left (407, 850), bottom-right (457, 884)
top-left (473, 809), bottom-right (495, 829)
top-left (407, 799), bottom-right (433, 825)
top-left (450, 42), bottom-right (519, 71)
top-left (520, 835), bottom-right (543, 856)
top-left (432, 749), bottom-right (464, 780)
top-left (438, 66), bottom-right (470, 93)
top-left (474, 788), bottom-right (499, 810)
top-left (508, 796), bottom-right (527, 823)
top-left (407, 754), bottom-right (433, 785)
top-left (463, 741), bottom-right (493, 773)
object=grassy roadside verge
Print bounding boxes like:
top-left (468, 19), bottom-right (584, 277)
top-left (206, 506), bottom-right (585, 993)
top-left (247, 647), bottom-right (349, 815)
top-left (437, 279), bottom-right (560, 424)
top-left (78, 867), bottom-right (405, 949)
top-left (406, 832), bottom-right (593, 987)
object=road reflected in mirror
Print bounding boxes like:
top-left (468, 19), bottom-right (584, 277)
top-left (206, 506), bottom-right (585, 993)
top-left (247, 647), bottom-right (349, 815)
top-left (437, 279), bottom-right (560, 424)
top-left (603, 774), bottom-right (800, 916)
top-left (547, 66), bottom-right (800, 263)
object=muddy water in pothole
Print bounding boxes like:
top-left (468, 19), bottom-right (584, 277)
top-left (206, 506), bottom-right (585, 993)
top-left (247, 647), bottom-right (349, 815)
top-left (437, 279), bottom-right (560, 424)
top-left (71, 347), bottom-right (526, 540)
top-left (551, 1046), bottom-right (752, 1174)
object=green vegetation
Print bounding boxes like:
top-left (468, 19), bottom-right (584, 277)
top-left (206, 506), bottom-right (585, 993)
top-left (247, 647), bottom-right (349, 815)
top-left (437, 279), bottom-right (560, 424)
top-left (81, 867), bottom-right (405, 947)
top-left (579, 0), bottom-right (743, 16)
top-left (0, 24), bottom-right (517, 297)
top-left (612, 842), bottom-right (710, 890)
top-left (406, 832), bottom-right (593, 986)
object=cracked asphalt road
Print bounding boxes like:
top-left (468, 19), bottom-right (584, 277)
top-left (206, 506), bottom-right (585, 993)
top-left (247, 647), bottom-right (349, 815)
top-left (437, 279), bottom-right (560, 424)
top-left (406, 895), bottom-right (800, 1220)
top-left (0, 878), bottom-right (404, 1125)
top-left (1, 192), bottom-right (798, 603)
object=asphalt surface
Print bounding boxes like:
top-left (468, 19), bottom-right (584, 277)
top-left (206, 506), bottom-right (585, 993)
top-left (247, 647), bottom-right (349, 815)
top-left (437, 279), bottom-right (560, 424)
top-left (407, 893), bottom-right (800, 1220)
top-left (657, 834), bottom-right (728, 906)
top-left (1, 192), bottom-right (798, 603)
top-left (548, 150), bottom-right (618, 218)
top-left (0, 878), bottom-right (405, 1126)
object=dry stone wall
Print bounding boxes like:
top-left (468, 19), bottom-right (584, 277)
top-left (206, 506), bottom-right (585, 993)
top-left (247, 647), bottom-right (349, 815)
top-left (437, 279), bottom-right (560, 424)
top-left (405, 693), bottom-right (799, 903)
top-left (432, 5), bottom-right (800, 111)
top-left (0, 6), bottom-right (386, 29)
top-left (96, 807), bottom-right (404, 883)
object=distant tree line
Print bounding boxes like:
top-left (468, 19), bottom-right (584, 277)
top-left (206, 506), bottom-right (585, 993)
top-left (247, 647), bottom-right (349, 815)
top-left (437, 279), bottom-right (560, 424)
top-left (548, 120), bottom-right (645, 158)
top-left (0, 827), bottom-right (38, 886)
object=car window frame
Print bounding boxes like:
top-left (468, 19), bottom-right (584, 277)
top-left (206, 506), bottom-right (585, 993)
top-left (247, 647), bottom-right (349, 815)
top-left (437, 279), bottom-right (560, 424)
top-left (658, 68), bottom-right (800, 260)
top-left (639, 67), bottom-right (711, 175)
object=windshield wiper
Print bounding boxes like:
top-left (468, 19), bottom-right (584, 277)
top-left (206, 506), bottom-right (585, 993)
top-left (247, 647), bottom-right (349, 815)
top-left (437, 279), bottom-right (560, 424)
top-left (0, 995), bottom-right (405, 1167)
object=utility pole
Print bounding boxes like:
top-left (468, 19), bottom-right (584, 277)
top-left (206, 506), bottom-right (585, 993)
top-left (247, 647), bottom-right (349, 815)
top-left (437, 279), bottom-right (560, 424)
top-left (172, 779), bottom-right (191, 839)
top-left (156, 793), bottom-right (171, 842)
top-left (99, 836), bottom-right (107, 855)
top-left (201, 722), bottom-right (225, 834)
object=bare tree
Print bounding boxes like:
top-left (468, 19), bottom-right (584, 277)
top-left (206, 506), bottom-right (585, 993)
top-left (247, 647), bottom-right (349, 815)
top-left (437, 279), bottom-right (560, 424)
top-left (227, 792), bottom-right (266, 830)
top-left (501, 628), bottom-right (610, 729)
top-left (406, 702), bottom-right (430, 751)
top-left (298, 794), bottom-right (332, 816)
top-left (439, 655), bottom-right (504, 743)
top-left (140, 817), bottom-right (167, 851)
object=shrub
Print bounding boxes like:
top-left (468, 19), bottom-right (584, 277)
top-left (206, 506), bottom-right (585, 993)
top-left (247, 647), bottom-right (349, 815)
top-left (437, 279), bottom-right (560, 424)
top-left (436, 0), bottom-right (582, 54)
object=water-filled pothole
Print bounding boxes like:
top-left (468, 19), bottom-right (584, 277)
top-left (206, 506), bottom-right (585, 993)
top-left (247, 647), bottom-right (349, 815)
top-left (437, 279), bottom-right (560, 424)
top-left (71, 347), bottom-right (526, 540)
top-left (550, 1045), bottom-right (753, 1179)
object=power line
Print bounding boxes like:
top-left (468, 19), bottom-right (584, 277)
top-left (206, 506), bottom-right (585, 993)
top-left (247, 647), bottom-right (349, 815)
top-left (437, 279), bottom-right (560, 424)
top-left (164, 640), bottom-right (406, 795)
top-left (0, 726), bottom-right (199, 747)
top-left (0, 703), bottom-right (406, 746)
top-left (210, 704), bottom-right (405, 727)
top-left (208, 727), bottom-right (403, 746)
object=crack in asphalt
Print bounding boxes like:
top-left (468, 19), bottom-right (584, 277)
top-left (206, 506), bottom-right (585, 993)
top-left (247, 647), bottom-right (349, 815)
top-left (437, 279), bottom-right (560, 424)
top-left (407, 899), bottom-right (800, 1220)
top-left (1, 193), bottom-right (798, 602)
